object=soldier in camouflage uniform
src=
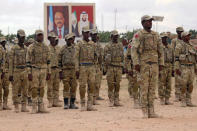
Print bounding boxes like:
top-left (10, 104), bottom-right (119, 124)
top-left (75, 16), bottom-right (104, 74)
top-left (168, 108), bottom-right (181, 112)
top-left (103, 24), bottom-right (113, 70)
top-left (131, 15), bottom-right (164, 118)
top-left (9, 29), bottom-right (29, 113)
top-left (171, 27), bottom-right (184, 102)
top-left (59, 33), bottom-right (78, 109)
top-left (25, 38), bottom-right (34, 106)
top-left (26, 30), bottom-right (51, 114)
top-left (174, 32), bottom-right (197, 107)
top-left (124, 43), bottom-right (140, 109)
top-left (158, 33), bottom-right (174, 105)
top-left (47, 32), bottom-right (61, 108)
top-left (75, 27), bottom-right (97, 111)
top-left (104, 30), bottom-right (124, 107)
top-left (90, 29), bottom-right (104, 105)
top-left (0, 37), bottom-right (9, 110)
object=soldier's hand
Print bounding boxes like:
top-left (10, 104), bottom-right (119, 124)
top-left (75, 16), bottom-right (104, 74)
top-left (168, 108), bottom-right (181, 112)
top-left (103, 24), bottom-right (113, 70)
top-left (59, 71), bottom-right (63, 80)
top-left (172, 70), bottom-right (175, 77)
top-left (1, 72), bottom-right (5, 79)
top-left (176, 69), bottom-right (181, 76)
top-left (76, 71), bottom-right (79, 79)
top-left (46, 73), bottom-right (51, 81)
top-left (159, 65), bottom-right (164, 71)
top-left (28, 74), bottom-right (33, 81)
top-left (9, 76), bottom-right (13, 82)
top-left (135, 65), bottom-right (140, 72)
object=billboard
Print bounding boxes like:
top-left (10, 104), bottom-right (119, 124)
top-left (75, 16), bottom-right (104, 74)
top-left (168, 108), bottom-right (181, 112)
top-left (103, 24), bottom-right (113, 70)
top-left (44, 3), bottom-right (95, 45)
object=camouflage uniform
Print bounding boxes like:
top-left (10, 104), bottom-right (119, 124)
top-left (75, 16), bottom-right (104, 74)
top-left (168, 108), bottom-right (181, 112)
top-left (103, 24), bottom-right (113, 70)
top-left (158, 34), bottom-right (174, 105)
top-left (26, 30), bottom-right (50, 113)
top-left (75, 28), bottom-right (97, 111)
top-left (47, 34), bottom-right (61, 108)
top-left (171, 27), bottom-right (184, 101)
top-left (9, 30), bottom-right (29, 112)
top-left (174, 32), bottom-right (196, 107)
top-left (0, 38), bottom-right (5, 110)
top-left (131, 15), bottom-right (164, 118)
top-left (93, 40), bottom-right (103, 103)
top-left (59, 33), bottom-right (78, 109)
top-left (0, 39), bottom-right (11, 110)
top-left (124, 43), bottom-right (140, 108)
top-left (104, 30), bottom-right (124, 106)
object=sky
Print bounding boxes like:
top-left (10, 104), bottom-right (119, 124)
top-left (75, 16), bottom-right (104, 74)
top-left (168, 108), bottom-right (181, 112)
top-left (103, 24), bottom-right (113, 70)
top-left (0, 0), bottom-right (196, 35)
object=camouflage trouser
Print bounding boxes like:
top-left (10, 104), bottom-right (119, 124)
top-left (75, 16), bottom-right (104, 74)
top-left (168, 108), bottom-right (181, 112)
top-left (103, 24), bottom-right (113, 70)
top-left (127, 70), bottom-right (140, 100)
top-left (107, 66), bottom-right (122, 101)
top-left (139, 63), bottom-right (158, 109)
top-left (79, 66), bottom-right (95, 104)
top-left (158, 63), bottom-right (172, 99)
top-left (94, 65), bottom-right (102, 98)
top-left (12, 69), bottom-right (28, 104)
top-left (62, 68), bottom-right (77, 98)
top-left (179, 65), bottom-right (195, 102)
top-left (47, 68), bottom-right (60, 101)
top-left (31, 68), bottom-right (47, 101)
top-left (0, 72), bottom-right (9, 103)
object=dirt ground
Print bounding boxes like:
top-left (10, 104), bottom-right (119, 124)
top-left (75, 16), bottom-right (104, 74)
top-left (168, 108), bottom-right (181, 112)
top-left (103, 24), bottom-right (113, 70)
top-left (0, 76), bottom-right (197, 131)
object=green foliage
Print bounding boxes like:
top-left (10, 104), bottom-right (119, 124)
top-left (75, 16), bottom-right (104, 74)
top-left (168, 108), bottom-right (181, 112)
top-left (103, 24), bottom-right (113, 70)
top-left (189, 29), bottom-right (197, 39)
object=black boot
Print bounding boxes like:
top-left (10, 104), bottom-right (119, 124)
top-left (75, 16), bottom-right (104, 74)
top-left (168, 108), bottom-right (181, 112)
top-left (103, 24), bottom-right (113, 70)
top-left (28, 97), bottom-right (32, 106)
top-left (69, 98), bottom-right (78, 109)
top-left (64, 98), bottom-right (69, 109)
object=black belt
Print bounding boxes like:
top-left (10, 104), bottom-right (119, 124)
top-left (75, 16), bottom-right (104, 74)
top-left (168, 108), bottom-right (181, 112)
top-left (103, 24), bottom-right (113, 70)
top-left (180, 64), bottom-right (194, 66)
top-left (80, 63), bottom-right (94, 66)
top-left (16, 66), bottom-right (26, 69)
top-left (51, 66), bottom-right (58, 69)
top-left (109, 64), bottom-right (123, 67)
top-left (146, 62), bottom-right (157, 65)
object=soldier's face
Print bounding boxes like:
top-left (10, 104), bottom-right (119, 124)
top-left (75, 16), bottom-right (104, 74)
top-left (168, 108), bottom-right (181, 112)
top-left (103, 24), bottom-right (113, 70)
top-left (177, 31), bottom-right (183, 38)
top-left (55, 12), bottom-right (65, 29)
top-left (112, 35), bottom-right (119, 43)
top-left (71, 37), bottom-right (75, 43)
top-left (162, 37), bottom-right (168, 44)
top-left (67, 38), bottom-right (73, 46)
top-left (18, 36), bottom-right (25, 44)
top-left (36, 34), bottom-right (44, 42)
top-left (49, 37), bottom-right (56, 46)
top-left (183, 35), bottom-right (190, 42)
top-left (91, 34), bottom-right (97, 42)
top-left (82, 31), bottom-right (90, 40)
top-left (143, 20), bottom-right (152, 30)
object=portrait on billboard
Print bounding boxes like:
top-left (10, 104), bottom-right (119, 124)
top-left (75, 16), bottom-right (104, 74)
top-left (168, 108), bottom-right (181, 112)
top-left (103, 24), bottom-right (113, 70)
top-left (71, 5), bottom-right (94, 37)
top-left (47, 6), bottom-right (69, 39)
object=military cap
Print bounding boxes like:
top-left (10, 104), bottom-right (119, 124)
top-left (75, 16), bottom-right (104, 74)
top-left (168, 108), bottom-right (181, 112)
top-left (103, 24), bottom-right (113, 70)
top-left (27, 38), bottom-right (34, 43)
top-left (48, 32), bottom-right (56, 38)
top-left (65, 33), bottom-right (75, 40)
top-left (91, 29), bottom-right (98, 34)
top-left (176, 27), bottom-right (184, 32)
top-left (0, 36), bottom-right (6, 42)
top-left (35, 29), bottom-right (44, 35)
top-left (141, 15), bottom-right (154, 22)
top-left (17, 29), bottom-right (26, 37)
top-left (160, 32), bottom-right (168, 38)
top-left (111, 30), bottom-right (119, 36)
top-left (181, 32), bottom-right (191, 38)
top-left (82, 26), bottom-right (90, 32)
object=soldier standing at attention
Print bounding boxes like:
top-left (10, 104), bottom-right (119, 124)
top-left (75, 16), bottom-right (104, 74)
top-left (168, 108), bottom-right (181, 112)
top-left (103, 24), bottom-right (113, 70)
top-left (59, 33), bottom-right (78, 109)
top-left (75, 27), bottom-right (97, 111)
top-left (104, 30), bottom-right (124, 107)
top-left (90, 29), bottom-right (104, 105)
top-left (131, 15), bottom-right (164, 118)
top-left (174, 32), bottom-right (197, 107)
top-left (26, 30), bottom-right (51, 114)
top-left (9, 29), bottom-right (29, 113)
top-left (25, 38), bottom-right (34, 106)
top-left (47, 32), bottom-right (61, 108)
top-left (158, 33), bottom-right (174, 105)
top-left (0, 37), bottom-right (9, 110)
top-left (171, 27), bottom-right (184, 102)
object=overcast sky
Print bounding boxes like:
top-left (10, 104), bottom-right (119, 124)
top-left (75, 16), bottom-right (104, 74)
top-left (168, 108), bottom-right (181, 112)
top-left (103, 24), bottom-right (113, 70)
top-left (0, 0), bottom-right (196, 35)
